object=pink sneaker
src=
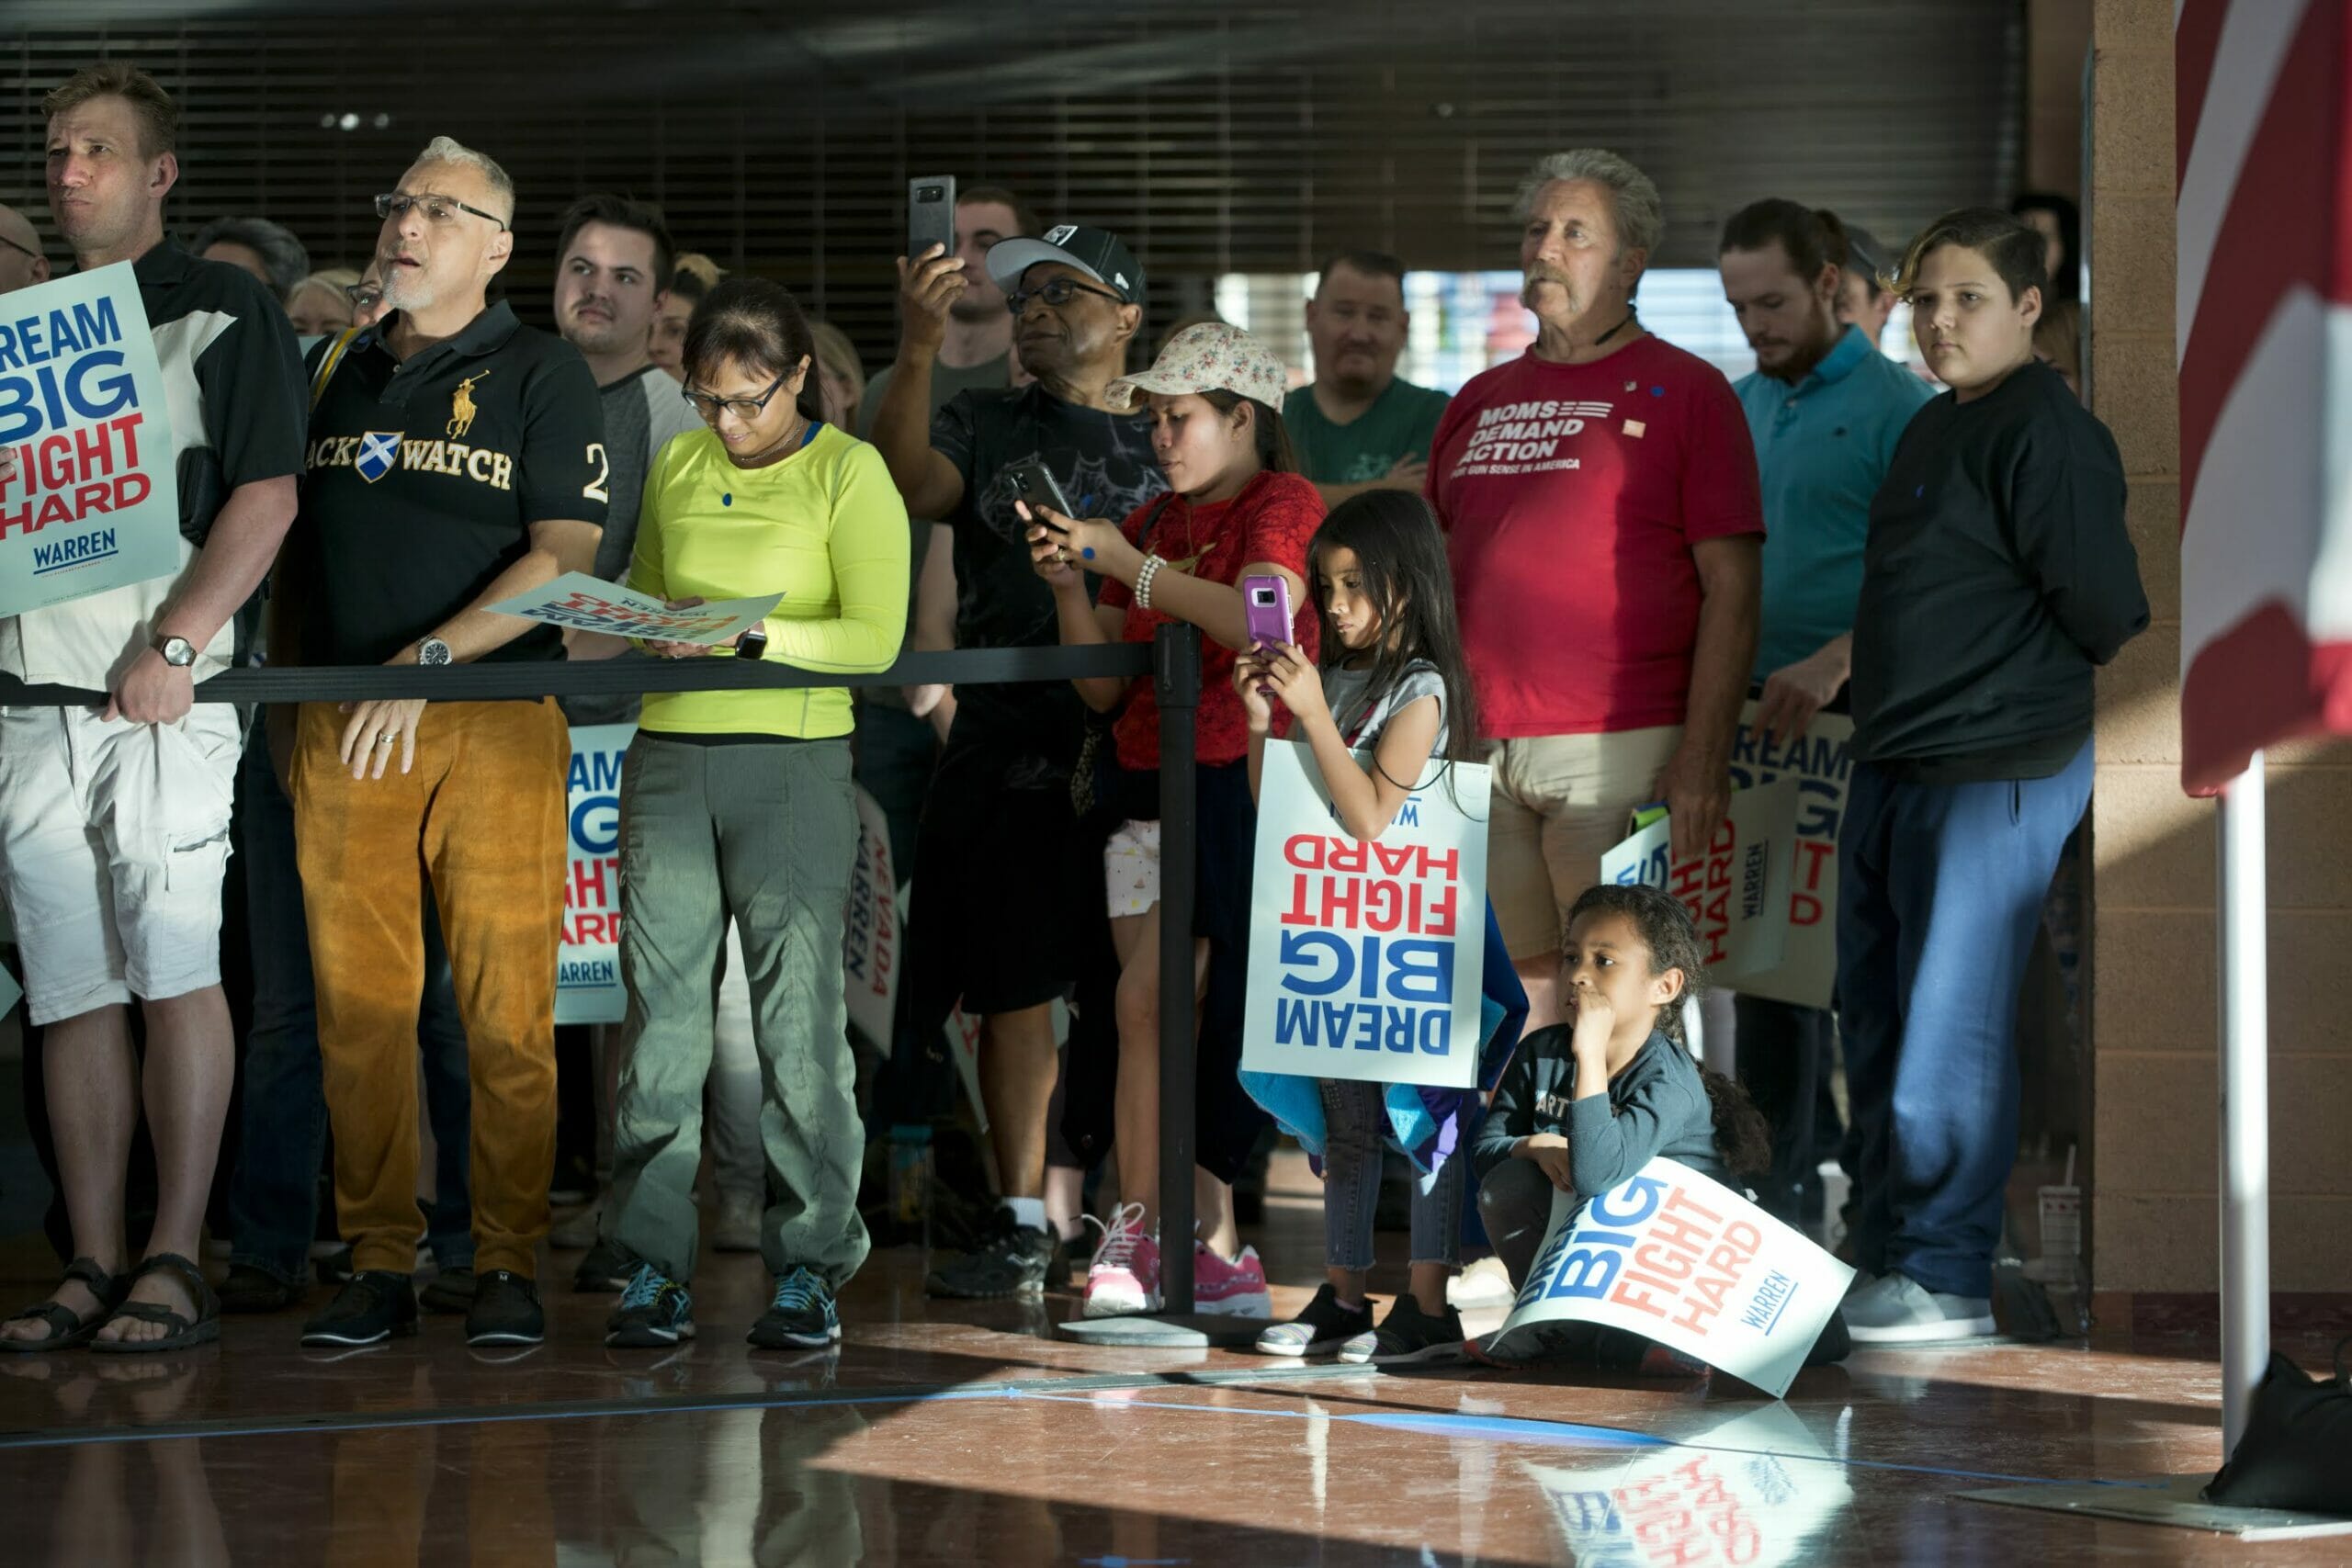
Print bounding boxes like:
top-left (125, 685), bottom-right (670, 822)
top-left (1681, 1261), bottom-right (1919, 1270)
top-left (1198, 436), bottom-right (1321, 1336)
top-left (1081, 1202), bottom-right (1160, 1318)
top-left (1193, 1243), bottom-right (1271, 1318)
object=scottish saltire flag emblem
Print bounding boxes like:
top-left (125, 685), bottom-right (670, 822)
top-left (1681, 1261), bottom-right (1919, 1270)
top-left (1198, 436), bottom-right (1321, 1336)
top-left (356, 431), bottom-right (401, 484)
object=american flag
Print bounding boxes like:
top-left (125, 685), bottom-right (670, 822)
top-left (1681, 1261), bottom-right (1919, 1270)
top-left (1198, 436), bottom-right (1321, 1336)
top-left (2176, 0), bottom-right (2352, 795)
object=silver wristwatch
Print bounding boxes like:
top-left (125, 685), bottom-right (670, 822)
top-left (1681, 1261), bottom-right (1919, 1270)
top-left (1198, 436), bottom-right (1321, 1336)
top-left (150, 632), bottom-right (197, 668)
top-left (417, 637), bottom-right (454, 667)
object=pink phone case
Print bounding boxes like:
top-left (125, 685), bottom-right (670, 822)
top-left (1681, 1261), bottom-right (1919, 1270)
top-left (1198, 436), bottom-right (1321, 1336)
top-left (1242, 574), bottom-right (1292, 649)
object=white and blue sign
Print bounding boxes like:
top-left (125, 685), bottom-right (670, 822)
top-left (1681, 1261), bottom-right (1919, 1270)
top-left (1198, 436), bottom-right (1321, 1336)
top-left (558, 722), bottom-right (632, 1024)
top-left (0, 263), bottom-right (181, 616)
top-left (1242, 739), bottom-right (1491, 1089)
top-left (1486, 1158), bottom-right (1855, 1399)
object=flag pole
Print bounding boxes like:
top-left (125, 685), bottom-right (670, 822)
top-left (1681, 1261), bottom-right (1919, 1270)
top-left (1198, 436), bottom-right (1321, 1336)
top-left (2216, 750), bottom-right (2269, 1456)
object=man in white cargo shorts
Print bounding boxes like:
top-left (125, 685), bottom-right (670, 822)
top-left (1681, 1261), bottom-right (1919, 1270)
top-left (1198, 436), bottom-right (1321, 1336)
top-left (0, 62), bottom-right (304, 1352)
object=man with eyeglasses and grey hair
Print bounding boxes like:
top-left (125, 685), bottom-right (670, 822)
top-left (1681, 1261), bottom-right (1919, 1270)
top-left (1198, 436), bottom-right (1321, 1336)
top-left (1426, 149), bottom-right (1763, 1032)
top-left (268, 133), bottom-right (606, 1351)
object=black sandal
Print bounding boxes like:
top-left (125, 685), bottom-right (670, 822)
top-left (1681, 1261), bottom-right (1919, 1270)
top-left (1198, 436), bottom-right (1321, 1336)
top-left (0, 1258), bottom-right (126, 1353)
top-left (89, 1253), bottom-right (220, 1355)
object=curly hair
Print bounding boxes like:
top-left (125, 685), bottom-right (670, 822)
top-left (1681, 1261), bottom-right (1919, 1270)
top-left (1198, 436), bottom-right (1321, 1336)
top-left (1565, 883), bottom-right (1773, 1181)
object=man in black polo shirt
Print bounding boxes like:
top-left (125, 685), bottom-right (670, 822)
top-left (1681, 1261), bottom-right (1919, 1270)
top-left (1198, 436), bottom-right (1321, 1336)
top-left (1838, 209), bottom-right (2147, 1344)
top-left (282, 135), bottom-right (605, 1350)
top-left (0, 62), bottom-right (304, 1352)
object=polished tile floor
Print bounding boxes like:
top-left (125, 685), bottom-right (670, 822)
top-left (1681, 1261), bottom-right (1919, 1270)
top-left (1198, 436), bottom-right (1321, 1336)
top-left (0, 1166), bottom-right (2338, 1565)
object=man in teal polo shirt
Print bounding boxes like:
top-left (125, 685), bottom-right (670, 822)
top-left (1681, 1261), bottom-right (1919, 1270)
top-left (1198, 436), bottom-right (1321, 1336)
top-left (1719, 198), bottom-right (1931, 1225)
top-left (1283, 250), bottom-right (1449, 505)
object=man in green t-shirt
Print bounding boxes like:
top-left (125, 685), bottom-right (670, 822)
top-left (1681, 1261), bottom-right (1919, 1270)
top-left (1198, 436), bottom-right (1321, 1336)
top-left (1281, 250), bottom-right (1450, 507)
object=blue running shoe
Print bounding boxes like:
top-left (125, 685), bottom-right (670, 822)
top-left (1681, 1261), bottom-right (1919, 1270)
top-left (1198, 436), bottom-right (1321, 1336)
top-left (605, 1264), bottom-right (695, 1348)
top-left (748, 1266), bottom-right (839, 1349)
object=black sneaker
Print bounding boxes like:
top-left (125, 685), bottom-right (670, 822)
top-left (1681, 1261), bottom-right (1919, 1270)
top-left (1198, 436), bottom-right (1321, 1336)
top-left (419, 1267), bottom-right (476, 1314)
top-left (1254, 1282), bottom-right (1375, 1357)
top-left (572, 1236), bottom-right (639, 1293)
top-left (219, 1264), bottom-right (301, 1314)
top-left (748, 1267), bottom-right (839, 1349)
top-left (466, 1269), bottom-right (545, 1347)
top-left (1340, 1294), bottom-right (1465, 1366)
top-left (314, 1245), bottom-right (357, 1285)
top-left (300, 1271), bottom-right (418, 1347)
top-left (925, 1222), bottom-right (1054, 1300)
top-left (605, 1264), bottom-right (695, 1348)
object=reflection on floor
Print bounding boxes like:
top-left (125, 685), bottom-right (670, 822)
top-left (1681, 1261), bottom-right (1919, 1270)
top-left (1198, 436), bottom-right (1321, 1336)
top-left (0, 1179), bottom-right (2340, 1565)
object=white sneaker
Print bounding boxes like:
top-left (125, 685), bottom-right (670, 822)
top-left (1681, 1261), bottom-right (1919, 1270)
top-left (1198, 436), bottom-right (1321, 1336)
top-left (549, 1199), bottom-right (604, 1251)
top-left (1447, 1255), bottom-right (1516, 1311)
top-left (713, 1190), bottom-right (762, 1253)
top-left (1844, 1270), bottom-right (1996, 1344)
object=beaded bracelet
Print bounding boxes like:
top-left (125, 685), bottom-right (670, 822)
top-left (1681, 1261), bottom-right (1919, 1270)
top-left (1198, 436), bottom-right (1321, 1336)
top-left (1135, 553), bottom-right (1167, 610)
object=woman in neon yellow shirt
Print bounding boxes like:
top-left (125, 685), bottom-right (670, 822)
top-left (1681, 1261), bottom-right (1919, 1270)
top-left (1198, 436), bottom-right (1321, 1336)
top-left (600, 276), bottom-right (909, 1353)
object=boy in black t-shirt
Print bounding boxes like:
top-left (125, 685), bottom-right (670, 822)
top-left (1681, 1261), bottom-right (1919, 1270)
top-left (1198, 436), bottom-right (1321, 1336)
top-left (1840, 209), bottom-right (2147, 1346)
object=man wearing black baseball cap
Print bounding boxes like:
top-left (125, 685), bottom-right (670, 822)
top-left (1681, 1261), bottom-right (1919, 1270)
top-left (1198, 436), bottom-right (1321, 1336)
top-left (869, 220), bottom-right (1164, 1302)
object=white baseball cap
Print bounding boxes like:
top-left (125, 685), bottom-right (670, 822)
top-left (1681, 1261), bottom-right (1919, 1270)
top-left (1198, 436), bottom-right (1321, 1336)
top-left (1104, 321), bottom-right (1287, 412)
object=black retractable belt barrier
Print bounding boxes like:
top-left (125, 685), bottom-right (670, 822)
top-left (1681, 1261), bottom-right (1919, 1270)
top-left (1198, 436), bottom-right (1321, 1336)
top-left (0, 643), bottom-right (1151, 707)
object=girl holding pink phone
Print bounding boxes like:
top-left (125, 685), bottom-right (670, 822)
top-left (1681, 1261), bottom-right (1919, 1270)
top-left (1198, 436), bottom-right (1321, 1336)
top-left (1024, 322), bottom-right (1323, 1320)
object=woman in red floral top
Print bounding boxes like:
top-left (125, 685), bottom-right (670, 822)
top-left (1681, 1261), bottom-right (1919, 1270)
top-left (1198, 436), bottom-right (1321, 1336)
top-left (1025, 322), bottom-right (1323, 1320)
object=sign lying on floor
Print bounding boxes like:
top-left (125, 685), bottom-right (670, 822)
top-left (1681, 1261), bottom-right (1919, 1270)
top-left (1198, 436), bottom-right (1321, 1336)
top-left (1242, 739), bottom-right (1492, 1088)
top-left (558, 722), bottom-right (633, 1024)
top-left (1487, 1157), bottom-right (1854, 1399)
top-left (0, 264), bottom-right (183, 616)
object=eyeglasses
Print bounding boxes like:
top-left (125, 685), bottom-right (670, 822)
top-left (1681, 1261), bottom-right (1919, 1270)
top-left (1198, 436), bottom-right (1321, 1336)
top-left (0, 233), bottom-right (38, 265)
top-left (343, 282), bottom-right (383, 310)
top-left (374, 191), bottom-right (509, 231)
top-left (682, 368), bottom-right (791, 423)
top-left (1005, 276), bottom-right (1125, 317)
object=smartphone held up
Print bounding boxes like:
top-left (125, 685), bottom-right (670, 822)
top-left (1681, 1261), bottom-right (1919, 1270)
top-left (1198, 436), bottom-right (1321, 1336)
top-left (907, 175), bottom-right (956, 260)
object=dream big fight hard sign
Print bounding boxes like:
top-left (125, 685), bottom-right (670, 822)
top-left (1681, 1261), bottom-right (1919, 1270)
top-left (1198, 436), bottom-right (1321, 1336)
top-left (1243, 740), bottom-right (1491, 1089)
top-left (0, 265), bottom-right (179, 615)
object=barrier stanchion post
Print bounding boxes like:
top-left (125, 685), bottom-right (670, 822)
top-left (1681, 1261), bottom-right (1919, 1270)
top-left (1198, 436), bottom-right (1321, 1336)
top-left (1154, 622), bottom-right (1201, 1314)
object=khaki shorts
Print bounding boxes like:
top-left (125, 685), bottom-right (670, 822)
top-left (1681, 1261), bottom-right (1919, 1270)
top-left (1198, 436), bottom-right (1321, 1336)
top-left (0, 703), bottom-right (241, 1023)
top-left (1486, 725), bottom-right (1681, 959)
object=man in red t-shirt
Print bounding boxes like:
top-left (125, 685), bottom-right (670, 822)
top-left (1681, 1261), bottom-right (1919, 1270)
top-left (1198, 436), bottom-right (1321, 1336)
top-left (1427, 148), bottom-right (1763, 1028)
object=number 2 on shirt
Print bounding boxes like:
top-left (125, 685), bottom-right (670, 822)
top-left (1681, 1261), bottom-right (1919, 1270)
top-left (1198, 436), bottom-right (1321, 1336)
top-left (583, 442), bottom-right (610, 503)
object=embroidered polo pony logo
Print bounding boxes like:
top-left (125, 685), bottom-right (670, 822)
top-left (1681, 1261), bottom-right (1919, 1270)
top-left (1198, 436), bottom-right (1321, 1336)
top-left (447, 371), bottom-right (490, 438)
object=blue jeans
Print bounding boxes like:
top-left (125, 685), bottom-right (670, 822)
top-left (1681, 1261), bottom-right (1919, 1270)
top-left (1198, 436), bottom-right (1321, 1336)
top-left (1317, 1079), bottom-right (1464, 1270)
top-left (1837, 739), bottom-right (2093, 1299)
top-left (227, 724), bottom-right (474, 1285)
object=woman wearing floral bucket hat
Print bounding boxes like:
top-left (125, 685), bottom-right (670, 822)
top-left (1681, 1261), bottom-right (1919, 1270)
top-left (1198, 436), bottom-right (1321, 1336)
top-left (1023, 321), bottom-right (1325, 1320)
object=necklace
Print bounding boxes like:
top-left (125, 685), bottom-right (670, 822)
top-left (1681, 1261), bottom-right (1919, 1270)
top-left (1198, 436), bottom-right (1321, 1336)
top-left (1593, 310), bottom-right (1637, 347)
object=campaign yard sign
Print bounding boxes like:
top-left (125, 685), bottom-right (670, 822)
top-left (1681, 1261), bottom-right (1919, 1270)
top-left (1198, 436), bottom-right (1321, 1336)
top-left (1242, 739), bottom-right (1491, 1089)
top-left (0, 264), bottom-right (181, 616)
top-left (1487, 1157), bottom-right (1854, 1399)
top-left (842, 785), bottom-right (900, 1052)
top-left (1722, 705), bottom-right (1854, 1010)
top-left (558, 723), bottom-right (632, 1025)
top-left (489, 571), bottom-right (779, 646)
top-left (1600, 777), bottom-right (1798, 983)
